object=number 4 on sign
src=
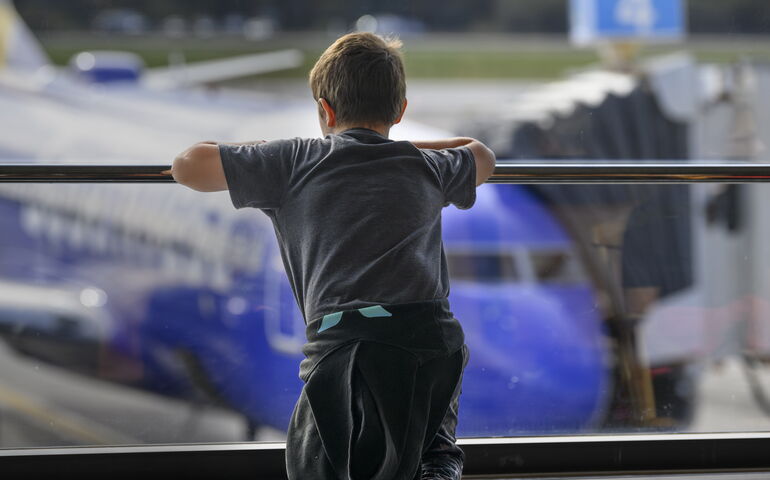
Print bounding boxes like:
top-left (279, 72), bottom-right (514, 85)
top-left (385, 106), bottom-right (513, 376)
top-left (615, 0), bottom-right (657, 31)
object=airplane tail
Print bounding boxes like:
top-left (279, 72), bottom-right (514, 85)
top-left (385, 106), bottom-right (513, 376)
top-left (0, 0), bottom-right (49, 72)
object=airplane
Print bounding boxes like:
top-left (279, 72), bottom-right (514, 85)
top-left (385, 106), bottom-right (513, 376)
top-left (0, 0), bottom-right (611, 441)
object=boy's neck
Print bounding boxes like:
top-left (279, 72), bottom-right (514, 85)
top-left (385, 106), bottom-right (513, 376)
top-left (328, 124), bottom-right (391, 138)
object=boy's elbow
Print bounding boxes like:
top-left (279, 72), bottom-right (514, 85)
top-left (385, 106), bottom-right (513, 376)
top-left (470, 140), bottom-right (496, 186)
top-left (171, 143), bottom-right (224, 192)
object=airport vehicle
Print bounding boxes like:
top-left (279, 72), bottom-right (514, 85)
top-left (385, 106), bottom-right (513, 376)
top-left (0, 0), bottom-right (611, 441)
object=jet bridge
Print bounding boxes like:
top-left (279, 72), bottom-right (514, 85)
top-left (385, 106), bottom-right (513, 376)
top-left (468, 53), bottom-right (770, 429)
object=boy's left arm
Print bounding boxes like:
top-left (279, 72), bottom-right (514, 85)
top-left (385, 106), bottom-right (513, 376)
top-left (165, 141), bottom-right (264, 192)
top-left (411, 137), bottom-right (496, 186)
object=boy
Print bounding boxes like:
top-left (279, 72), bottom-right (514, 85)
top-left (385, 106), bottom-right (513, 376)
top-left (169, 32), bottom-right (495, 480)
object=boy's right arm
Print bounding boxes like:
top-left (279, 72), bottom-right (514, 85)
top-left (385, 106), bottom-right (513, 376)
top-left (411, 137), bottom-right (496, 186)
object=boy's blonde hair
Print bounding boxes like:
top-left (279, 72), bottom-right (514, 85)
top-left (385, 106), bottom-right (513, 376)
top-left (309, 32), bottom-right (406, 127)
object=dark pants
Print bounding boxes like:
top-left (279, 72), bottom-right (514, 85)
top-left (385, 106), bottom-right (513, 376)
top-left (286, 300), bottom-right (467, 480)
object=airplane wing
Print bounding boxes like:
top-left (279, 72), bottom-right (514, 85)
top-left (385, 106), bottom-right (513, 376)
top-left (2, 0), bottom-right (303, 90)
top-left (142, 49), bottom-right (304, 90)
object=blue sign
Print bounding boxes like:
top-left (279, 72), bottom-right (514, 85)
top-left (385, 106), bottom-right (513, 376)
top-left (570, 0), bottom-right (685, 45)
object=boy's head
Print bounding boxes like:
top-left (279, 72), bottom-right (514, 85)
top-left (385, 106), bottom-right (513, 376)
top-left (309, 32), bottom-right (407, 134)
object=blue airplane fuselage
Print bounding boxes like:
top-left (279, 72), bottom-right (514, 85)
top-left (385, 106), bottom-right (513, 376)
top-left (0, 179), bottom-right (611, 437)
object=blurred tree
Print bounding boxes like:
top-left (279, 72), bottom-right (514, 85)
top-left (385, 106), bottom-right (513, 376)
top-left (492, 0), bottom-right (567, 33)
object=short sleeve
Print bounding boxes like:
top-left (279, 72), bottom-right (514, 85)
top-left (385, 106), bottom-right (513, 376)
top-left (219, 139), bottom-right (295, 210)
top-left (423, 146), bottom-right (477, 210)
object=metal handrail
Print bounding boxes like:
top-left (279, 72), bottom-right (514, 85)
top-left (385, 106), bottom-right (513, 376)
top-left (2, 162), bottom-right (770, 183)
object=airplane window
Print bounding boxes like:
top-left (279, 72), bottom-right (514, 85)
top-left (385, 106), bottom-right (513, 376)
top-left (530, 250), bottom-right (584, 284)
top-left (446, 251), bottom-right (519, 283)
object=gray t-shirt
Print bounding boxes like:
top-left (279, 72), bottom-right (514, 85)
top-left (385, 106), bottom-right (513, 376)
top-left (220, 128), bottom-right (476, 324)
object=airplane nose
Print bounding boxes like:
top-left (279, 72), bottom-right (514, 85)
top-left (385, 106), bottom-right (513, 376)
top-left (449, 283), bottom-right (611, 436)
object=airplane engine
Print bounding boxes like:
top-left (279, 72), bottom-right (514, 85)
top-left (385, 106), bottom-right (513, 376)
top-left (68, 51), bottom-right (145, 84)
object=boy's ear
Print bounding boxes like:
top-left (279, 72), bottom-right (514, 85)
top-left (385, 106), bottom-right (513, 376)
top-left (393, 99), bottom-right (408, 125)
top-left (319, 98), bottom-right (336, 128)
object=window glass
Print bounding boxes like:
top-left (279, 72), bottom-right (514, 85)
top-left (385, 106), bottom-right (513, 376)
top-left (2, 0), bottom-right (770, 450)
